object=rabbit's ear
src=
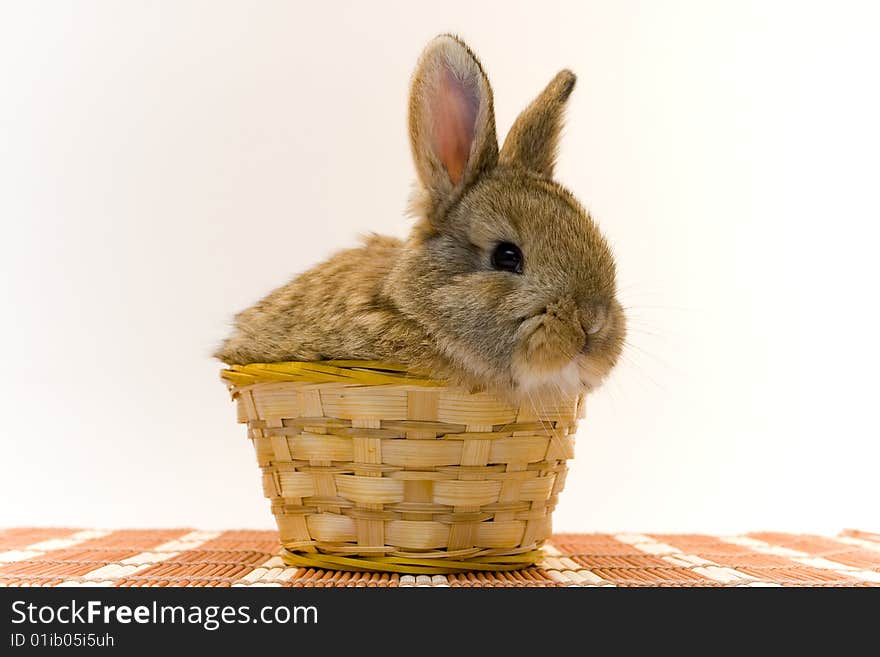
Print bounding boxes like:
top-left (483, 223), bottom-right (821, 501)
top-left (500, 70), bottom-right (576, 177)
top-left (409, 35), bottom-right (498, 212)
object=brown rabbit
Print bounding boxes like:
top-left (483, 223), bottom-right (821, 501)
top-left (215, 34), bottom-right (626, 401)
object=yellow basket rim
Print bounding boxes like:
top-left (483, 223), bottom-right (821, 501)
top-left (220, 360), bottom-right (443, 387)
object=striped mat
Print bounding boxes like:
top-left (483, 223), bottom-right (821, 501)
top-left (1, 528), bottom-right (878, 587)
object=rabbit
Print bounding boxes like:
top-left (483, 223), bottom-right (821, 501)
top-left (215, 34), bottom-right (626, 402)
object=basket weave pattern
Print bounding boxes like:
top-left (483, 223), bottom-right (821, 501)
top-left (224, 363), bottom-right (584, 573)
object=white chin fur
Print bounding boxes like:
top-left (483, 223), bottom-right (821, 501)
top-left (578, 365), bottom-right (607, 392)
top-left (514, 360), bottom-right (583, 397)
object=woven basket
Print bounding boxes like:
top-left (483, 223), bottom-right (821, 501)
top-left (221, 361), bottom-right (585, 573)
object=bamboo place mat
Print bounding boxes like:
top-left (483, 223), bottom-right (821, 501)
top-left (1, 528), bottom-right (878, 587)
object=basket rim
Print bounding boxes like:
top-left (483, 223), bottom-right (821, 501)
top-left (220, 360), bottom-right (443, 387)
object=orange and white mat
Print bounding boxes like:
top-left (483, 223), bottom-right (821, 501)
top-left (2, 528), bottom-right (878, 587)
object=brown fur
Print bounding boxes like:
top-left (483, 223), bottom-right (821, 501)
top-left (215, 34), bottom-right (626, 401)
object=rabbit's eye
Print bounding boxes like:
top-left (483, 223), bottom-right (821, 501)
top-left (491, 242), bottom-right (524, 274)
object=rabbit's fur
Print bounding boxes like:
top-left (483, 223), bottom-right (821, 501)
top-left (216, 35), bottom-right (626, 401)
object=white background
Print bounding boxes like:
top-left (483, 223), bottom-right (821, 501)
top-left (2, 1), bottom-right (878, 535)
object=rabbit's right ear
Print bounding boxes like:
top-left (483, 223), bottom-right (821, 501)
top-left (409, 35), bottom-right (498, 221)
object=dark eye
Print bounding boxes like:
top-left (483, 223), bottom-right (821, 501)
top-left (491, 242), bottom-right (524, 274)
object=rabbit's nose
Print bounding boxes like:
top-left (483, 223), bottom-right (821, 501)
top-left (580, 308), bottom-right (606, 353)
top-left (586, 318), bottom-right (604, 335)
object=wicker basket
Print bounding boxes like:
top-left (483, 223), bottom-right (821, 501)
top-left (221, 361), bottom-right (585, 573)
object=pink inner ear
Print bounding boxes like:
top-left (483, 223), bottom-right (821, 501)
top-left (431, 67), bottom-right (478, 185)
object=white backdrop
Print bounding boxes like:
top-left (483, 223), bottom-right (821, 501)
top-left (2, 1), bottom-right (878, 534)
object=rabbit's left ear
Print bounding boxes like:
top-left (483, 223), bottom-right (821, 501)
top-left (500, 70), bottom-right (576, 177)
top-left (409, 35), bottom-right (498, 213)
